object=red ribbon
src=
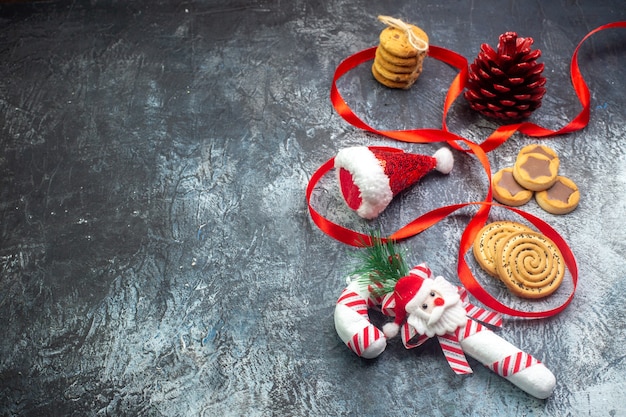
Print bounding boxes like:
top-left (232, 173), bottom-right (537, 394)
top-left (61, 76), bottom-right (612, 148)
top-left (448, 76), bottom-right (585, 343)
top-left (307, 22), bottom-right (625, 318)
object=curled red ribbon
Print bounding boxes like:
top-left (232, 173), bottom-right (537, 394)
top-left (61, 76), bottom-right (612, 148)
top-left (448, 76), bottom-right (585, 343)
top-left (307, 22), bottom-right (625, 318)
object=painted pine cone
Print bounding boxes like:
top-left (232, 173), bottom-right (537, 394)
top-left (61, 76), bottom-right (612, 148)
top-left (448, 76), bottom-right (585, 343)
top-left (464, 32), bottom-right (547, 121)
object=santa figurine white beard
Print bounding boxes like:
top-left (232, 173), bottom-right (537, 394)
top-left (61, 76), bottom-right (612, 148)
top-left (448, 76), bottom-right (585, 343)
top-left (405, 276), bottom-right (468, 338)
top-left (382, 274), bottom-right (468, 339)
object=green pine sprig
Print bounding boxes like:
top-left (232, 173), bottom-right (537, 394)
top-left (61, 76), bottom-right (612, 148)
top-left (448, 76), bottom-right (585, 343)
top-left (353, 231), bottom-right (410, 298)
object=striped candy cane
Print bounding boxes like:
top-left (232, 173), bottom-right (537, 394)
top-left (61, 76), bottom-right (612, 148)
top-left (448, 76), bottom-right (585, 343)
top-left (459, 287), bottom-right (503, 328)
top-left (382, 265), bottom-right (554, 398)
top-left (488, 351), bottom-right (541, 377)
top-left (458, 319), bottom-right (556, 399)
top-left (334, 280), bottom-right (387, 359)
top-left (437, 332), bottom-right (473, 375)
top-left (409, 263), bottom-right (433, 280)
top-left (333, 263), bottom-right (432, 359)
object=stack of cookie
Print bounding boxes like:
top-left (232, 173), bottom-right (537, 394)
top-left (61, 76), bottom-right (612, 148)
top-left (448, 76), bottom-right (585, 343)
top-left (492, 144), bottom-right (580, 214)
top-left (372, 17), bottom-right (429, 89)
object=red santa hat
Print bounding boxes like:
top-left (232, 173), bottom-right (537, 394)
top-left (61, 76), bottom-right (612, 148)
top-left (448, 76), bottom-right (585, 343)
top-left (334, 146), bottom-right (454, 219)
top-left (382, 263), bottom-right (435, 338)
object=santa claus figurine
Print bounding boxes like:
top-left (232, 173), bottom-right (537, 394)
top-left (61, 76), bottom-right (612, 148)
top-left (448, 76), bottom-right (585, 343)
top-left (382, 272), bottom-right (467, 339)
top-left (334, 242), bottom-right (557, 399)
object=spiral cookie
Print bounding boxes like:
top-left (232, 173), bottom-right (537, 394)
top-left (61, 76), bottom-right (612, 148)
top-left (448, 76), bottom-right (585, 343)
top-left (492, 167), bottom-right (534, 207)
top-left (496, 232), bottom-right (565, 299)
top-left (472, 221), bottom-right (533, 277)
top-left (513, 147), bottom-right (560, 191)
top-left (535, 176), bottom-right (580, 214)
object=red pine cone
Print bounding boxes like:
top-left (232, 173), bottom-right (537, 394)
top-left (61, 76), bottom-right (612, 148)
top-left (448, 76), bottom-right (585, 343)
top-left (464, 32), bottom-right (547, 121)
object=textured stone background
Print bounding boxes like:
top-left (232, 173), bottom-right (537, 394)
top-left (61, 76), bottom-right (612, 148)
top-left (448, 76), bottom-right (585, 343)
top-left (1, 1), bottom-right (624, 416)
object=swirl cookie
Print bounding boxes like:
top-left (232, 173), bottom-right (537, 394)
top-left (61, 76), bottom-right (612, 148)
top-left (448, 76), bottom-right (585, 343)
top-left (496, 232), bottom-right (565, 299)
top-left (492, 167), bottom-right (533, 207)
top-left (535, 176), bottom-right (580, 214)
top-left (513, 152), bottom-right (559, 191)
top-left (472, 221), bottom-right (533, 277)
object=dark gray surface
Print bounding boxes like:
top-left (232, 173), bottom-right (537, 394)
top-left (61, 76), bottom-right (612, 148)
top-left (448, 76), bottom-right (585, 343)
top-left (1, 1), bottom-right (625, 416)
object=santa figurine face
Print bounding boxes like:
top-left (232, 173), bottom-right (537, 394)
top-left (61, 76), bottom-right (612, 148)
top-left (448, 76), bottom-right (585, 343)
top-left (404, 276), bottom-right (468, 337)
top-left (418, 290), bottom-right (445, 315)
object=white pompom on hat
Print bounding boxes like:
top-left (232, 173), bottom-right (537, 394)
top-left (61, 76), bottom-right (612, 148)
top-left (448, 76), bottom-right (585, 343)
top-left (334, 146), bottom-right (453, 219)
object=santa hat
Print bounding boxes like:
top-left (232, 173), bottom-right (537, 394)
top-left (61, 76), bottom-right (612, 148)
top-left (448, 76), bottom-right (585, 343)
top-left (334, 146), bottom-right (454, 219)
top-left (382, 263), bottom-right (434, 338)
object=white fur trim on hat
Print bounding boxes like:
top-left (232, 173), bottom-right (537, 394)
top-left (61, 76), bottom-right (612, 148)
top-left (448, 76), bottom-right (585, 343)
top-left (334, 147), bottom-right (393, 219)
top-left (404, 278), bottom-right (436, 314)
top-left (433, 147), bottom-right (454, 174)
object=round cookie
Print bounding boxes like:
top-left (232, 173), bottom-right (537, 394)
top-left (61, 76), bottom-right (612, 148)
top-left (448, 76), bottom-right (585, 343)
top-left (513, 152), bottom-right (559, 191)
top-left (492, 167), bottom-right (533, 207)
top-left (518, 144), bottom-right (559, 162)
top-left (472, 221), bottom-right (533, 277)
top-left (373, 58), bottom-right (421, 83)
top-left (496, 231), bottom-right (565, 299)
top-left (535, 175), bottom-right (580, 214)
top-left (375, 47), bottom-right (422, 74)
top-left (371, 64), bottom-right (414, 89)
top-left (377, 45), bottom-right (420, 67)
top-left (379, 25), bottom-right (429, 58)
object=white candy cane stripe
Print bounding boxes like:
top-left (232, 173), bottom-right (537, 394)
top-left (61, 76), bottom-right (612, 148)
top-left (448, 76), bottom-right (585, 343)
top-left (335, 282), bottom-right (388, 359)
top-left (458, 287), bottom-right (503, 327)
top-left (367, 282), bottom-right (385, 307)
top-left (459, 318), bottom-right (485, 341)
top-left (466, 304), bottom-right (503, 327)
top-left (347, 324), bottom-right (384, 357)
top-left (337, 289), bottom-right (368, 318)
top-left (381, 293), bottom-right (396, 317)
top-left (401, 323), bottom-right (429, 349)
top-left (459, 326), bottom-right (556, 398)
top-left (409, 263), bottom-right (432, 279)
top-left (438, 333), bottom-right (473, 375)
top-left (489, 351), bottom-right (541, 377)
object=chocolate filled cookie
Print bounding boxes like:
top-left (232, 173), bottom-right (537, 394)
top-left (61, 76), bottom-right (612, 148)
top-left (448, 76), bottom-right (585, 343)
top-left (535, 176), bottom-right (580, 214)
top-left (492, 167), bottom-right (533, 207)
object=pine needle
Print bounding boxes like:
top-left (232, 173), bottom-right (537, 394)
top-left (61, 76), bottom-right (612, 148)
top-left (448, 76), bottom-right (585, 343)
top-left (352, 231), bottom-right (410, 297)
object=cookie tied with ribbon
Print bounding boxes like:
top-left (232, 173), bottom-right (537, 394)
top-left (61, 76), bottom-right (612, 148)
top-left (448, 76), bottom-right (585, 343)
top-left (334, 146), bottom-right (454, 219)
top-left (372, 15), bottom-right (429, 89)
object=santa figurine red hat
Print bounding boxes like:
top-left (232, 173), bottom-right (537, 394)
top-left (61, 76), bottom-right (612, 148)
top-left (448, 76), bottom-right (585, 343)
top-left (334, 146), bottom-right (454, 219)
top-left (382, 266), bottom-right (466, 339)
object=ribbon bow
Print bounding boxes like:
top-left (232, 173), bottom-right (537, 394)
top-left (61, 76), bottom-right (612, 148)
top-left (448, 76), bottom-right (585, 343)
top-left (377, 15), bottom-right (429, 52)
top-left (395, 286), bottom-right (502, 374)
